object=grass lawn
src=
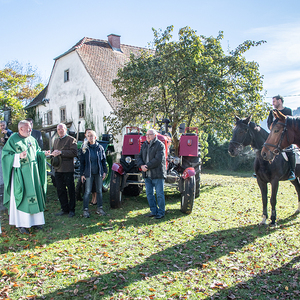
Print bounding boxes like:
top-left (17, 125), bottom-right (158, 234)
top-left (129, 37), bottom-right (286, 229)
top-left (1, 171), bottom-right (300, 299)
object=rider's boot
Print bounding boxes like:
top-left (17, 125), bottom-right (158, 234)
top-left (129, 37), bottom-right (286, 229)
top-left (289, 170), bottom-right (296, 181)
top-left (287, 151), bottom-right (296, 181)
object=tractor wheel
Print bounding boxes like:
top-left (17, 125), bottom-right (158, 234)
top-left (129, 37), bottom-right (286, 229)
top-left (123, 175), bottom-right (142, 196)
top-left (180, 175), bottom-right (195, 214)
top-left (182, 156), bottom-right (201, 198)
top-left (102, 154), bottom-right (113, 193)
top-left (110, 171), bottom-right (123, 208)
top-left (75, 178), bottom-right (85, 201)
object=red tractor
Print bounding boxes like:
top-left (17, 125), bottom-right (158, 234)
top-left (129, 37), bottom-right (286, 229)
top-left (109, 120), bottom-right (201, 214)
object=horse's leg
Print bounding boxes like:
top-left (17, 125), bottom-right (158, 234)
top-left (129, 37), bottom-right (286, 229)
top-left (270, 180), bottom-right (279, 225)
top-left (290, 178), bottom-right (300, 214)
top-left (257, 179), bottom-right (268, 225)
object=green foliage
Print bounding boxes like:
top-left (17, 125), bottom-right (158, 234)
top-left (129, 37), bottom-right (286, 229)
top-left (204, 134), bottom-right (254, 171)
top-left (105, 26), bottom-right (270, 158)
top-left (0, 61), bottom-right (44, 124)
top-left (199, 130), bottom-right (209, 162)
top-left (26, 107), bottom-right (43, 128)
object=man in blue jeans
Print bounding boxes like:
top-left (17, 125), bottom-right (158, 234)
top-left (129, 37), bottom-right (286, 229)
top-left (137, 129), bottom-right (166, 219)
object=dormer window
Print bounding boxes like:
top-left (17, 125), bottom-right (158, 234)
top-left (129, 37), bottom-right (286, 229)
top-left (64, 69), bottom-right (69, 82)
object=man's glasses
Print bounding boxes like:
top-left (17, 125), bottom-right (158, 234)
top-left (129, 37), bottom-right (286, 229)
top-left (145, 134), bottom-right (154, 136)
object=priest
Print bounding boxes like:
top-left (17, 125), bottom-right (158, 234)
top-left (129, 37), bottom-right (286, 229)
top-left (1, 120), bottom-right (50, 234)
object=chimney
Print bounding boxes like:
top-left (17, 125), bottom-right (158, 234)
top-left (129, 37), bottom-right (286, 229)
top-left (107, 34), bottom-right (121, 51)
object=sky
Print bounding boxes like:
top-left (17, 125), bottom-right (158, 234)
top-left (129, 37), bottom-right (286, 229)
top-left (1, 0), bottom-right (300, 111)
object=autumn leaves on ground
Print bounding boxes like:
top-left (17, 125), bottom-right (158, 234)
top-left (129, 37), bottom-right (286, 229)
top-left (1, 172), bottom-right (300, 299)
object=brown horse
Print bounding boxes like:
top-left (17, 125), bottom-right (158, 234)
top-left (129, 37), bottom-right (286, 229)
top-left (228, 116), bottom-right (300, 225)
top-left (261, 109), bottom-right (300, 162)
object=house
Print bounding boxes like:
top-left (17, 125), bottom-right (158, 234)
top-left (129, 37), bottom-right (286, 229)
top-left (26, 34), bottom-right (148, 151)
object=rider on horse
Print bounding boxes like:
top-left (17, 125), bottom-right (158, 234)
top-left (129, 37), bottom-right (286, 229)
top-left (266, 95), bottom-right (296, 181)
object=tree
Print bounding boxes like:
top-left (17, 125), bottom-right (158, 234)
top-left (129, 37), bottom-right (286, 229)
top-left (105, 26), bottom-right (270, 156)
top-left (0, 61), bottom-right (44, 125)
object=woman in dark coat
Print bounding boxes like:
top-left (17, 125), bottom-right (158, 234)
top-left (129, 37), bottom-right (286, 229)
top-left (80, 130), bottom-right (107, 218)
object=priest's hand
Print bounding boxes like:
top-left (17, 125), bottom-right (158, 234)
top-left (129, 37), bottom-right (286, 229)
top-left (20, 151), bottom-right (27, 159)
top-left (44, 150), bottom-right (51, 156)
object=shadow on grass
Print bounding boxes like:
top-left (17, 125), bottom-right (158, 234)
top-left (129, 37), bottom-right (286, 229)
top-left (203, 254), bottom-right (300, 299)
top-left (0, 183), bottom-right (186, 254)
top-left (35, 213), bottom-right (300, 299)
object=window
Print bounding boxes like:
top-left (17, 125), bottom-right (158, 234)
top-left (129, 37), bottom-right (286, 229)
top-left (44, 111), bottom-right (53, 125)
top-left (60, 107), bottom-right (66, 122)
top-left (64, 69), bottom-right (69, 82)
top-left (43, 113), bottom-right (47, 126)
top-left (47, 111), bottom-right (53, 125)
top-left (79, 102), bottom-right (85, 118)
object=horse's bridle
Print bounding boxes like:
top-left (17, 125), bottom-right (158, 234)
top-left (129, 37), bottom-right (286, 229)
top-left (263, 118), bottom-right (289, 155)
top-left (229, 123), bottom-right (254, 153)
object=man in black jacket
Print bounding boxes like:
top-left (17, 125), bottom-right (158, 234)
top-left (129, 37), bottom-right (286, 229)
top-left (137, 129), bottom-right (166, 219)
top-left (267, 95), bottom-right (295, 181)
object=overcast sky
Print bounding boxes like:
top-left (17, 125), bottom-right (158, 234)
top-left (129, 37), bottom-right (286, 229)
top-left (1, 0), bottom-right (300, 110)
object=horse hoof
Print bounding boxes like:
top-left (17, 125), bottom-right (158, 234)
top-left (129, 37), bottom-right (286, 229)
top-left (269, 222), bottom-right (277, 227)
top-left (260, 215), bottom-right (267, 225)
top-left (295, 209), bottom-right (300, 214)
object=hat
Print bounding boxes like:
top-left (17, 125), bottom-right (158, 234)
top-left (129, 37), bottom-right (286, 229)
top-left (51, 156), bottom-right (62, 169)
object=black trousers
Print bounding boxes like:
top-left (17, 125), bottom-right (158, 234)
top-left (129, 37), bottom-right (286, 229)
top-left (286, 150), bottom-right (296, 172)
top-left (55, 172), bottom-right (76, 213)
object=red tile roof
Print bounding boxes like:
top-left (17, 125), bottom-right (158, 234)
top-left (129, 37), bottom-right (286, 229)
top-left (76, 37), bottom-right (151, 110)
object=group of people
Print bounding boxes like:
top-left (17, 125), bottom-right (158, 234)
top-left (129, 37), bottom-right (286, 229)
top-left (0, 118), bottom-right (168, 235)
top-left (0, 122), bottom-right (108, 234)
top-left (1, 94), bottom-right (293, 235)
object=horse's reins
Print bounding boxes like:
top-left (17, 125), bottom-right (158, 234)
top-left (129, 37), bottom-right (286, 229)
top-left (262, 118), bottom-right (290, 155)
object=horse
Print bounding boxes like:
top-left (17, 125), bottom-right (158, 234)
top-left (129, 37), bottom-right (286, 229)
top-left (228, 116), bottom-right (300, 225)
top-left (261, 109), bottom-right (300, 162)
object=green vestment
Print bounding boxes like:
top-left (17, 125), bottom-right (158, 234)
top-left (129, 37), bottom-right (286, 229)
top-left (1, 133), bottom-right (47, 214)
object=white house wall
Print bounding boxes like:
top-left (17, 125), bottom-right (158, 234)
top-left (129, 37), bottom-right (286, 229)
top-left (37, 51), bottom-right (119, 150)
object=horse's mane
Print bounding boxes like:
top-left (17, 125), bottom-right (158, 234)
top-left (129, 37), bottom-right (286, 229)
top-left (248, 121), bottom-right (268, 137)
top-left (247, 121), bottom-right (269, 149)
top-left (286, 115), bottom-right (300, 130)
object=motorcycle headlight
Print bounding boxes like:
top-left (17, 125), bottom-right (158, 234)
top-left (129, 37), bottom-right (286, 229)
top-left (125, 156), bottom-right (132, 164)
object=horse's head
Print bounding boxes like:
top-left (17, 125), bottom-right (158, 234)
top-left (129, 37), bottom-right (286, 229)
top-left (261, 109), bottom-right (289, 161)
top-left (228, 115), bottom-right (252, 157)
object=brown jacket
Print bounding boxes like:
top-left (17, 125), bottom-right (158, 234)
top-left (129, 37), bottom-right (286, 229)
top-left (52, 135), bottom-right (77, 173)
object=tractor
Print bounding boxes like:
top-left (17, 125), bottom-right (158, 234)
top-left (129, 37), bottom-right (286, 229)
top-left (109, 119), bottom-right (201, 214)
